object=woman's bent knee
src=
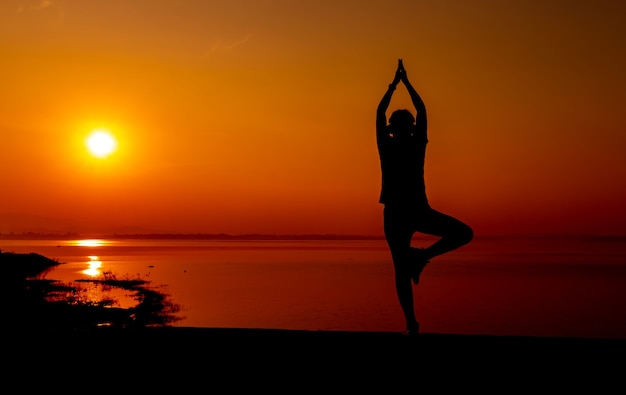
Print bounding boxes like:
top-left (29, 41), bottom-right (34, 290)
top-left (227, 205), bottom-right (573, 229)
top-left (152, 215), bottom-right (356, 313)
top-left (460, 224), bottom-right (473, 245)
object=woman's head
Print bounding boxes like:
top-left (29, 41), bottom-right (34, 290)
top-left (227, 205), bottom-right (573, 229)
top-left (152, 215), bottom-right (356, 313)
top-left (388, 109), bottom-right (415, 134)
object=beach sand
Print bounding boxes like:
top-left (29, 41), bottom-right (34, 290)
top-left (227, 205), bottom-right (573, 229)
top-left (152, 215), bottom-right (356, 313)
top-left (9, 326), bottom-right (625, 392)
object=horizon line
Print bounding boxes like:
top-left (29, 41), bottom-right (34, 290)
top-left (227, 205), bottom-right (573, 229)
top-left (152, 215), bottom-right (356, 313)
top-left (1, 231), bottom-right (625, 241)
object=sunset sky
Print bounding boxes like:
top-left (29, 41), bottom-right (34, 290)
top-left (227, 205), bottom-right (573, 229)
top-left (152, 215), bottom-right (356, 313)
top-left (1, 0), bottom-right (625, 237)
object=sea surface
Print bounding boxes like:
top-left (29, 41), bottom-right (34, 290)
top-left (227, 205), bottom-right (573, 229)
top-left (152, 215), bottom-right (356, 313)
top-left (3, 235), bottom-right (625, 339)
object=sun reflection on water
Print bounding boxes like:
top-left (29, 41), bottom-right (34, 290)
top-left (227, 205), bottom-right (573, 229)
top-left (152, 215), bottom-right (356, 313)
top-left (83, 256), bottom-right (102, 277)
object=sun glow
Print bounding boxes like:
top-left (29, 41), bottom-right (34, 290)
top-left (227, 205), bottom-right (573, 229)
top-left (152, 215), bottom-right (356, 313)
top-left (74, 239), bottom-right (106, 247)
top-left (86, 129), bottom-right (117, 158)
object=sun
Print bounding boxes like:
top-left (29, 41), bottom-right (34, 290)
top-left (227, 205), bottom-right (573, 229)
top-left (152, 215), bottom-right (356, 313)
top-left (86, 129), bottom-right (117, 158)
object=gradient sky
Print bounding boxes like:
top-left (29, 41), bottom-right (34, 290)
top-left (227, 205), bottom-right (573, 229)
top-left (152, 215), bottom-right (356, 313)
top-left (1, 0), bottom-right (625, 237)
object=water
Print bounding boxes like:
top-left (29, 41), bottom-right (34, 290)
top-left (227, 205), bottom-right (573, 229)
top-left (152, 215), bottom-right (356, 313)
top-left (2, 236), bottom-right (625, 339)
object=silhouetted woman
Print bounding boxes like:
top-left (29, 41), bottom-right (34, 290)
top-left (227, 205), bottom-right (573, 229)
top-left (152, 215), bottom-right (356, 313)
top-left (376, 59), bottom-right (473, 336)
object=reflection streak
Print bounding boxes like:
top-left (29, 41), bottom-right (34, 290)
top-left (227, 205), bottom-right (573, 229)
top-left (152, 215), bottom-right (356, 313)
top-left (83, 256), bottom-right (102, 277)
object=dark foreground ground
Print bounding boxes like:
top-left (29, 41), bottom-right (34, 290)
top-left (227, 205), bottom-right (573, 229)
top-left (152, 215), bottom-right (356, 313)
top-left (7, 326), bottom-right (626, 392)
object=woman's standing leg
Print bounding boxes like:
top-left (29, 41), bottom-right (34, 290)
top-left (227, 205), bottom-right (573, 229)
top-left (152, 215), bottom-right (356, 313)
top-left (383, 205), bottom-right (420, 334)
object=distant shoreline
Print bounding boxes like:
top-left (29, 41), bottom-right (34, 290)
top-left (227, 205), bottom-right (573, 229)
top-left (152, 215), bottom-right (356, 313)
top-left (0, 232), bottom-right (386, 241)
top-left (1, 232), bottom-right (625, 242)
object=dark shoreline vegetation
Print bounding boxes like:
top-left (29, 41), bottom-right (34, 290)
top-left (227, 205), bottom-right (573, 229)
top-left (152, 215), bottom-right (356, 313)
top-left (1, 250), bottom-right (182, 330)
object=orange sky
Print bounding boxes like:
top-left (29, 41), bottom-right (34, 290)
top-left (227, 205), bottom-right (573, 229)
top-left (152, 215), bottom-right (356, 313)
top-left (1, 0), bottom-right (625, 237)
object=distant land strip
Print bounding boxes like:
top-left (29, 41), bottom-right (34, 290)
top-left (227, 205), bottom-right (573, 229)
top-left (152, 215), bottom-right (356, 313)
top-left (0, 232), bottom-right (386, 240)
